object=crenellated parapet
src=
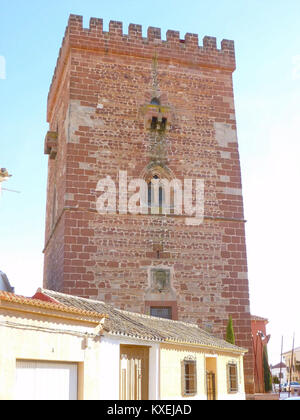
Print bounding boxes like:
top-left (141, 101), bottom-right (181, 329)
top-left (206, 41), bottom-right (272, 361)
top-left (47, 14), bottom-right (235, 122)
top-left (64, 15), bottom-right (235, 60)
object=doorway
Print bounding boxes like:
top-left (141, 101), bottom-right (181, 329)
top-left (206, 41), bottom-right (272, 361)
top-left (120, 345), bottom-right (149, 400)
top-left (205, 357), bottom-right (217, 400)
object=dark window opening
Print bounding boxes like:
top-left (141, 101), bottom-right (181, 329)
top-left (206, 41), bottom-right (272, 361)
top-left (160, 117), bottom-right (167, 131)
top-left (148, 175), bottom-right (163, 212)
top-left (150, 307), bottom-right (172, 319)
top-left (150, 116), bottom-right (167, 132)
top-left (159, 186), bottom-right (163, 207)
top-left (151, 116), bottom-right (158, 130)
top-left (148, 182), bottom-right (152, 207)
top-left (150, 97), bottom-right (161, 105)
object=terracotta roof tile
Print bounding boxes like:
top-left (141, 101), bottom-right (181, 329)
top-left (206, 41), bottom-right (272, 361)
top-left (251, 314), bottom-right (269, 323)
top-left (0, 291), bottom-right (108, 319)
top-left (37, 288), bottom-right (246, 353)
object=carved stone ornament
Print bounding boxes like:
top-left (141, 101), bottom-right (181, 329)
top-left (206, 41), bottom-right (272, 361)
top-left (184, 355), bottom-right (197, 361)
top-left (150, 268), bottom-right (170, 292)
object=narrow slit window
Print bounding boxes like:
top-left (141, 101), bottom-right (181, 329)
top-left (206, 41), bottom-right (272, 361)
top-left (151, 117), bottom-right (158, 130)
top-left (160, 117), bottom-right (167, 131)
top-left (148, 175), bottom-right (163, 212)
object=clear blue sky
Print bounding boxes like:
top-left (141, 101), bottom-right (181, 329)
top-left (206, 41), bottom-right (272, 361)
top-left (1, 0), bottom-right (300, 364)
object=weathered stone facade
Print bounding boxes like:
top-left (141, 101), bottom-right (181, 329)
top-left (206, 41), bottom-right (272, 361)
top-left (43, 14), bottom-right (254, 393)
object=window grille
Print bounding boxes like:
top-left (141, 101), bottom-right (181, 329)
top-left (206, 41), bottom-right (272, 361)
top-left (150, 306), bottom-right (172, 319)
top-left (182, 360), bottom-right (197, 396)
top-left (227, 363), bottom-right (238, 393)
top-left (148, 176), bottom-right (163, 208)
top-left (148, 175), bottom-right (164, 214)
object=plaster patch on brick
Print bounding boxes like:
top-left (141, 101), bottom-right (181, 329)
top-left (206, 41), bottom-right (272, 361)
top-left (238, 272), bottom-right (248, 280)
top-left (65, 100), bottom-right (104, 143)
top-left (223, 96), bottom-right (235, 108)
top-left (220, 151), bottom-right (231, 159)
top-left (214, 122), bottom-right (237, 147)
top-left (64, 193), bottom-right (74, 201)
top-left (224, 187), bottom-right (242, 196)
top-left (79, 162), bottom-right (91, 170)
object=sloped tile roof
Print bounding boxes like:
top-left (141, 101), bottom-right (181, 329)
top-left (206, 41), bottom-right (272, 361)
top-left (251, 314), bottom-right (268, 323)
top-left (0, 291), bottom-right (108, 320)
top-left (37, 288), bottom-right (247, 354)
top-left (271, 362), bottom-right (286, 369)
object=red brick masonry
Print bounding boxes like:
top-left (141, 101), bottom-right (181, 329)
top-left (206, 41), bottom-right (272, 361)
top-left (43, 14), bottom-right (254, 393)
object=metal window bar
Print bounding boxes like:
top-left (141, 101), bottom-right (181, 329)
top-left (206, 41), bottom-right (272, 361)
top-left (150, 307), bottom-right (172, 319)
top-left (228, 364), bottom-right (238, 393)
top-left (184, 361), bottom-right (197, 395)
top-left (148, 178), bottom-right (163, 214)
top-left (206, 371), bottom-right (216, 400)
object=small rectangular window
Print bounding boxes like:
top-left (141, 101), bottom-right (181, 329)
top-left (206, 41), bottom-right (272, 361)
top-left (160, 118), bottom-right (167, 131)
top-left (182, 360), bottom-right (197, 396)
top-left (150, 306), bottom-right (172, 319)
top-left (227, 363), bottom-right (238, 393)
top-left (151, 117), bottom-right (158, 130)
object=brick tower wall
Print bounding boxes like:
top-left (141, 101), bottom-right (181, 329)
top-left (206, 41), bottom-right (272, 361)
top-left (43, 15), bottom-right (254, 393)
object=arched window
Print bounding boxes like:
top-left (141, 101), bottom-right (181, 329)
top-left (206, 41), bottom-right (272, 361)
top-left (150, 97), bottom-right (160, 105)
top-left (148, 175), bottom-right (163, 213)
top-left (150, 116), bottom-right (167, 132)
top-left (143, 166), bottom-right (180, 216)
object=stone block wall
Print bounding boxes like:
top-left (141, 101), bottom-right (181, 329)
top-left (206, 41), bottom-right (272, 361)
top-left (43, 14), bottom-right (254, 393)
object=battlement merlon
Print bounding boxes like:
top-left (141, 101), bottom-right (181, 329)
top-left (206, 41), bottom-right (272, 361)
top-left (47, 14), bottom-right (236, 122)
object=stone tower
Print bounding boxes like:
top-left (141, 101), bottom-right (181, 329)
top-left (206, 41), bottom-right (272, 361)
top-left (43, 14), bottom-right (254, 393)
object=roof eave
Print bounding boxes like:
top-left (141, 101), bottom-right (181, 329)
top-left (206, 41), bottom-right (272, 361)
top-left (102, 330), bottom-right (247, 355)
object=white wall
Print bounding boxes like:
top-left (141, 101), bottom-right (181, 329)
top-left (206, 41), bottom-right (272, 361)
top-left (216, 354), bottom-right (246, 400)
top-left (271, 367), bottom-right (288, 383)
top-left (98, 336), bottom-right (120, 400)
top-left (99, 335), bottom-right (160, 400)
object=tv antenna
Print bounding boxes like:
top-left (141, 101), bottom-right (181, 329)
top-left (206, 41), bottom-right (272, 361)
top-left (0, 168), bottom-right (20, 195)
